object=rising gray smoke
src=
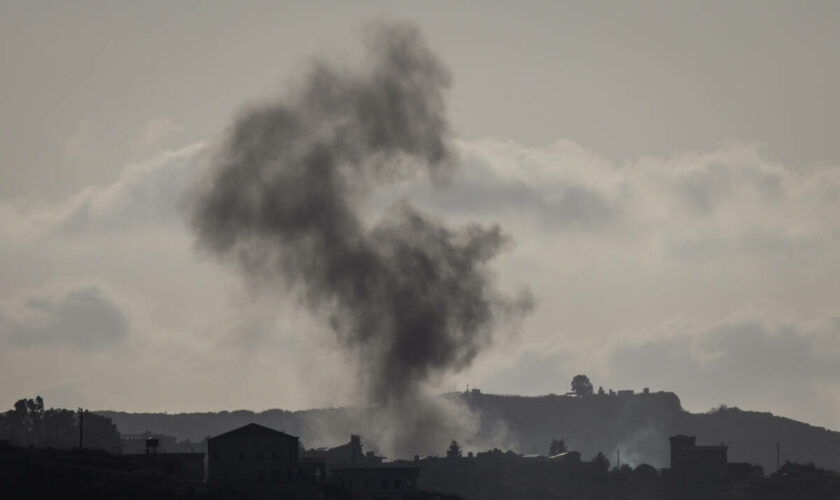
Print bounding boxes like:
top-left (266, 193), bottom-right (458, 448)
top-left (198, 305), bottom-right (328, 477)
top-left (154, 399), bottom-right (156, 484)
top-left (191, 22), bottom-right (530, 455)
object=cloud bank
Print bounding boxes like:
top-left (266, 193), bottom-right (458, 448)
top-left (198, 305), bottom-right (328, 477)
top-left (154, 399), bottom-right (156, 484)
top-left (2, 128), bottom-right (840, 428)
top-left (0, 282), bottom-right (128, 350)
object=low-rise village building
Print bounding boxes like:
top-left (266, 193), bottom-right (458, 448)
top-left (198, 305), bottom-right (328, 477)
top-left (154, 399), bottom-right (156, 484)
top-left (123, 436), bottom-right (205, 484)
top-left (207, 423), bottom-right (325, 499)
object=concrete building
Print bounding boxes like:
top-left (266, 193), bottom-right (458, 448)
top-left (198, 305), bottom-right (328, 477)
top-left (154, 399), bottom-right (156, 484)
top-left (669, 435), bottom-right (727, 470)
top-left (124, 435), bottom-right (205, 483)
top-left (406, 448), bottom-right (587, 500)
top-left (302, 434), bottom-right (384, 471)
top-left (122, 432), bottom-right (178, 454)
top-left (207, 423), bottom-right (324, 499)
top-left (665, 435), bottom-right (728, 500)
top-left (121, 431), bottom-right (205, 454)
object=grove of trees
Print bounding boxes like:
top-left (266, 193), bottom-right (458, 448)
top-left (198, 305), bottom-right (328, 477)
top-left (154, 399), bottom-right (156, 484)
top-left (0, 396), bottom-right (121, 453)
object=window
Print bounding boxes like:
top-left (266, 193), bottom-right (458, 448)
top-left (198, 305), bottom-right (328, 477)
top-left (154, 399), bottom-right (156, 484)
top-left (272, 451), bottom-right (278, 461)
top-left (257, 470), bottom-right (264, 483)
top-left (258, 451), bottom-right (264, 462)
top-left (239, 451), bottom-right (245, 461)
top-left (382, 480), bottom-right (388, 489)
top-left (395, 479), bottom-right (400, 489)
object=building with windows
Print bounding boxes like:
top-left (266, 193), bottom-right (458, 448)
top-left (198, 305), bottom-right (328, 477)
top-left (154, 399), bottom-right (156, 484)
top-left (207, 423), bottom-right (324, 499)
top-left (665, 435), bottom-right (728, 500)
top-left (302, 434), bottom-right (384, 471)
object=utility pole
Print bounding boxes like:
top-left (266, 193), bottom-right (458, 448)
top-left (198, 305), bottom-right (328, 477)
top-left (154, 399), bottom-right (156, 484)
top-left (78, 408), bottom-right (84, 451)
top-left (776, 441), bottom-right (780, 471)
top-left (616, 449), bottom-right (620, 469)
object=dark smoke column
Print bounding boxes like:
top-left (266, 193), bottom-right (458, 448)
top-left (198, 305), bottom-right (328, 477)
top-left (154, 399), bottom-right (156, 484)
top-left (192, 22), bottom-right (530, 454)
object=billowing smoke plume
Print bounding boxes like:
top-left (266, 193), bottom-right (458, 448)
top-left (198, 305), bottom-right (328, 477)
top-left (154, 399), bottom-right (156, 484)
top-left (192, 22), bottom-right (530, 455)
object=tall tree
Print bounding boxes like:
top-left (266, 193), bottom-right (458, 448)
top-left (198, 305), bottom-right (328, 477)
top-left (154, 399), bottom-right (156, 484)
top-left (571, 374), bottom-right (594, 397)
top-left (592, 451), bottom-right (610, 476)
top-left (80, 410), bottom-right (122, 453)
top-left (446, 440), bottom-right (463, 458)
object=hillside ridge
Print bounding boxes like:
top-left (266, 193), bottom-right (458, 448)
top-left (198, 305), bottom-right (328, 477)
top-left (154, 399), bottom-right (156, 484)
top-left (98, 390), bottom-right (840, 473)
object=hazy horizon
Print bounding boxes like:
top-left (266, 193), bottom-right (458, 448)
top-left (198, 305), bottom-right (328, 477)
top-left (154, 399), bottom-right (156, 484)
top-left (3, 1), bottom-right (840, 434)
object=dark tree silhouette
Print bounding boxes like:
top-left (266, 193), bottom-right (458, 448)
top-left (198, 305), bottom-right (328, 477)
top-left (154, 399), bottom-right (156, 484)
top-left (446, 440), bottom-right (463, 458)
top-left (0, 396), bottom-right (46, 447)
top-left (81, 410), bottom-right (122, 453)
top-left (571, 375), bottom-right (594, 397)
top-left (591, 451), bottom-right (610, 475)
top-left (0, 397), bottom-right (120, 452)
top-left (549, 438), bottom-right (567, 456)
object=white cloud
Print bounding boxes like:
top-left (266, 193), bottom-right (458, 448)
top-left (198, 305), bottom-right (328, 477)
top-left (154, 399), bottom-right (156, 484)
top-left (3, 137), bottom-right (840, 427)
top-left (133, 117), bottom-right (186, 150)
top-left (0, 281), bottom-right (129, 350)
top-left (0, 143), bottom-right (205, 243)
top-left (607, 313), bottom-right (840, 430)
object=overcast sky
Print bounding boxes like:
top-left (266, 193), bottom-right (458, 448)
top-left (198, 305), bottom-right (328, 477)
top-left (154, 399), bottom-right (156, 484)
top-left (2, 1), bottom-right (840, 431)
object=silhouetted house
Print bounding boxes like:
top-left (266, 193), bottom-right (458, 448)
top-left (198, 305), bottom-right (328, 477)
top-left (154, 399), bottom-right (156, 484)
top-left (207, 423), bottom-right (325, 499)
top-left (665, 435), bottom-right (728, 500)
top-left (670, 435), bottom-right (727, 469)
top-left (547, 450), bottom-right (581, 464)
top-left (633, 463), bottom-right (659, 482)
top-left (747, 461), bottom-right (840, 499)
top-left (302, 434), bottom-right (383, 471)
top-left (122, 431), bottom-right (205, 454)
top-left (124, 434), bottom-right (205, 483)
top-left (331, 466), bottom-right (419, 500)
top-left (122, 432), bottom-right (178, 454)
top-left (407, 449), bottom-right (586, 500)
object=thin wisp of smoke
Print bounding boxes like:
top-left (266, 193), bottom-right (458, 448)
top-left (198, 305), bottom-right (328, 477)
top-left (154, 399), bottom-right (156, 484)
top-left (192, 22), bottom-right (531, 456)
